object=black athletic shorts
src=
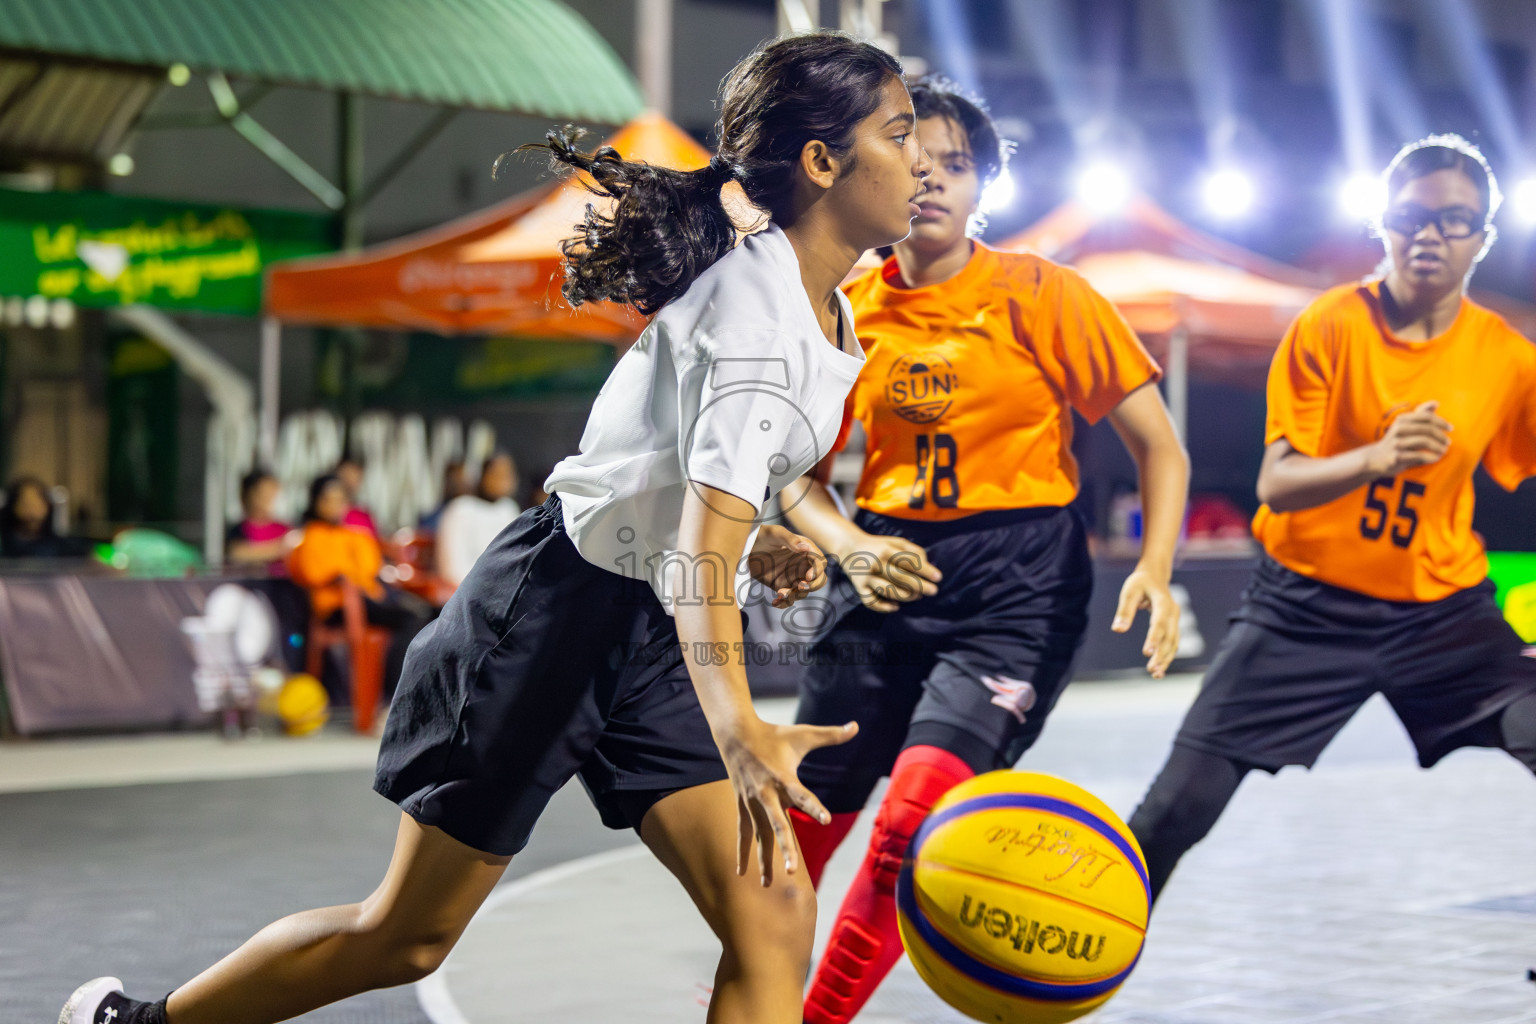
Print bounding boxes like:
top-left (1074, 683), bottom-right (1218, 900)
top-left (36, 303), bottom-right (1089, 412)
top-left (374, 496), bottom-right (729, 856)
top-left (795, 505), bottom-right (1092, 814)
top-left (1175, 554), bottom-right (1536, 772)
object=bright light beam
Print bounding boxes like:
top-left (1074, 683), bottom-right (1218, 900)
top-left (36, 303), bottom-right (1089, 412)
top-left (1338, 172), bottom-right (1385, 223)
top-left (917, 0), bottom-right (980, 97)
top-left (1076, 163), bottom-right (1132, 214)
top-left (1203, 169), bottom-right (1255, 219)
top-left (1306, 0), bottom-right (1373, 191)
top-left (1421, 0), bottom-right (1521, 164)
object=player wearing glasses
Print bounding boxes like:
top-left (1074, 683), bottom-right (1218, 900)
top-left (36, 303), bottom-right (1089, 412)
top-left (1128, 134), bottom-right (1536, 907)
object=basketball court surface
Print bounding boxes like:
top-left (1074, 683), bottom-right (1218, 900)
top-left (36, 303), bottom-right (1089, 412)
top-left (5, 677), bottom-right (1534, 1023)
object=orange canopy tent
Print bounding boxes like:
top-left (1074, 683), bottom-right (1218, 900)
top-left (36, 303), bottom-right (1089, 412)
top-left (262, 111), bottom-right (719, 340)
top-left (998, 197), bottom-right (1326, 436)
top-left (256, 113), bottom-right (717, 456)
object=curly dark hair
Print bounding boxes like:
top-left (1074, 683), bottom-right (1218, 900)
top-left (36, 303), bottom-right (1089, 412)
top-left (907, 75), bottom-right (1007, 191)
top-left (516, 32), bottom-right (903, 315)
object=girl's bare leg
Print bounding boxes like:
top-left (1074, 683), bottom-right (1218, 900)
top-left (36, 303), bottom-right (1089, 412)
top-left (640, 780), bottom-right (818, 1024)
top-left (165, 814), bottom-right (509, 1024)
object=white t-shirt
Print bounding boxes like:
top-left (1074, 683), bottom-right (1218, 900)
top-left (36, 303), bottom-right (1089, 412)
top-left (546, 224), bottom-right (864, 611)
top-left (436, 494), bottom-right (520, 585)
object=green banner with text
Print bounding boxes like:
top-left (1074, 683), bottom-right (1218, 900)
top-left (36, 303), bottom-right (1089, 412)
top-left (0, 189), bottom-right (331, 315)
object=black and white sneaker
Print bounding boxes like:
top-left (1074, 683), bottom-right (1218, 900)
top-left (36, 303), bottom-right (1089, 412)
top-left (56, 978), bottom-right (151, 1024)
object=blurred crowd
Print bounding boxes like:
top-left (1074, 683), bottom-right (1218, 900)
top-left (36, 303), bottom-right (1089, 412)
top-left (1, 450), bottom-right (540, 702)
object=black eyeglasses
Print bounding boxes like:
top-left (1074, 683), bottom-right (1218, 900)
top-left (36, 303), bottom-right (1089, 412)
top-left (1382, 203), bottom-right (1486, 240)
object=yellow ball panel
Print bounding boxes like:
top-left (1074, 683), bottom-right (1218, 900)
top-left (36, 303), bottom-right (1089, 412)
top-left (909, 863), bottom-right (1143, 983)
top-left (932, 772), bottom-right (1145, 861)
top-left (917, 807), bottom-right (1149, 930)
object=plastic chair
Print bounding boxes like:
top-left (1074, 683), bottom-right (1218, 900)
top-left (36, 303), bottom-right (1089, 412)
top-left (382, 528), bottom-right (458, 606)
top-left (305, 578), bottom-right (391, 733)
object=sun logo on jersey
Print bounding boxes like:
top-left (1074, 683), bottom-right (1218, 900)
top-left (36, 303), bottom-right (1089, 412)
top-left (885, 353), bottom-right (958, 424)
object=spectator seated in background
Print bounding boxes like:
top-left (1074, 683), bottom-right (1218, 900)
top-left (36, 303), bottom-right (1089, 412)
top-left (0, 476), bottom-right (89, 560)
top-left (417, 459), bottom-right (468, 534)
top-left (226, 468), bottom-right (295, 574)
top-left (287, 474), bottom-right (433, 699)
top-left (436, 451), bottom-right (521, 586)
top-left (334, 455), bottom-right (378, 538)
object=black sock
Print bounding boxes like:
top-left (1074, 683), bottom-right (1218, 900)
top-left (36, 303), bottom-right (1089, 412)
top-left (97, 993), bottom-right (168, 1024)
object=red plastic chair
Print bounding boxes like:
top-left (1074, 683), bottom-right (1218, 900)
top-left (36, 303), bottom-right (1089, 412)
top-left (305, 578), bottom-right (391, 733)
top-left (382, 529), bottom-right (458, 607)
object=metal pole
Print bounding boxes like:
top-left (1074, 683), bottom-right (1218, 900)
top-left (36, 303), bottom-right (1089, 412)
top-left (337, 92), bottom-right (365, 455)
top-left (637, 0), bottom-right (673, 116)
top-left (1167, 325), bottom-right (1189, 442)
top-left (259, 316), bottom-right (281, 467)
top-left (338, 92), bottom-right (365, 251)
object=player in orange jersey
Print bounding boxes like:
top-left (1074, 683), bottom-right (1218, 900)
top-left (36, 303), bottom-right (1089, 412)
top-left (780, 77), bottom-right (1190, 1024)
top-left (1128, 134), bottom-right (1536, 907)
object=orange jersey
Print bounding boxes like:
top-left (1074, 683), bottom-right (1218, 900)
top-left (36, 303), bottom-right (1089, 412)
top-left (287, 521), bottom-right (385, 617)
top-left (841, 243), bottom-right (1161, 520)
top-left (1255, 280), bottom-right (1536, 602)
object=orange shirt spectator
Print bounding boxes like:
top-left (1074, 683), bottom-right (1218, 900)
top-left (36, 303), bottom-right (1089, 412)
top-left (287, 475), bottom-right (386, 619)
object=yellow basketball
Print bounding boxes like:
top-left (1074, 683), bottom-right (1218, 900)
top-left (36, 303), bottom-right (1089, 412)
top-left (276, 673), bottom-right (330, 736)
top-left (896, 771), bottom-right (1149, 1024)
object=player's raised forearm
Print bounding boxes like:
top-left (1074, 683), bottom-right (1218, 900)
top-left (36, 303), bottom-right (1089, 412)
top-left (1257, 441), bottom-right (1379, 513)
top-left (674, 486), bottom-right (762, 739)
top-left (1260, 403), bottom-right (1452, 513)
top-left (1110, 385), bottom-right (1189, 577)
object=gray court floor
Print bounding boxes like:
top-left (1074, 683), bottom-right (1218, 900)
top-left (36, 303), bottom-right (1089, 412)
top-left (0, 754), bottom-right (630, 1024)
top-left (5, 678), bottom-right (1535, 1023)
top-left (429, 682), bottom-right (1536, 1024)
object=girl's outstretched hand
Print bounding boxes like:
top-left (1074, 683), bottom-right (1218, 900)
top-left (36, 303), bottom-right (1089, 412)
top-left (1112, 567), bottom-right (1181, 678)
top-left (715, 718), bottom-right (858, 886)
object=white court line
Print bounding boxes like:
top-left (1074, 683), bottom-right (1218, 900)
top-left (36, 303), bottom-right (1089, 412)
top-left (415, 845), bottom-right (650, 1024)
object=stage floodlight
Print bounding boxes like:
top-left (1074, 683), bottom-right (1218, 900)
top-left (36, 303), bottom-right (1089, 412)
top-left (1338, 172), bottom-right (1385, 222)
top-left (1203, 169), bottom-right (1255, 220)
top-left (1076, 162), bottom-right (1131, 214)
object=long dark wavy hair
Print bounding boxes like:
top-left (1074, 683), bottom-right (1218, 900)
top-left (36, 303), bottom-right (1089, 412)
top-left (515, 32), bottom-right (903, 315)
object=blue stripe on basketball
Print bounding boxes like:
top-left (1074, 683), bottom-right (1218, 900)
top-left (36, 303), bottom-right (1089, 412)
top-left (897, 857), bottom-right (1142, 1002)
top-left (910, 793), bottom-right (1150, 900)
top-left (894, 789), bottom-right (1149, 1004)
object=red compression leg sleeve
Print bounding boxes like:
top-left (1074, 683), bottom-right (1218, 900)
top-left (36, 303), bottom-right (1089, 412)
top-left (803, 746), bottom-right (973, 1024)
top-left (790, 809), bottom-right (859, 890)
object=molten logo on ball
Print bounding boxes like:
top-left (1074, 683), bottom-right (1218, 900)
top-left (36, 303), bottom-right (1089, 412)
top-left (958, 895), bottom-right (1107, 961)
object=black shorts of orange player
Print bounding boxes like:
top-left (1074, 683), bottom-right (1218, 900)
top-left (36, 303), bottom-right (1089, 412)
top-left (1129, 555), bottom-right (1536, 903)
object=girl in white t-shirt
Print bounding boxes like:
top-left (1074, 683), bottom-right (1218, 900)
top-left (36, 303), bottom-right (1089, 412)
top-left (434, 450), bottom-right (521, 586)
top-left (64, 32), bottom-right (932, 1024)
